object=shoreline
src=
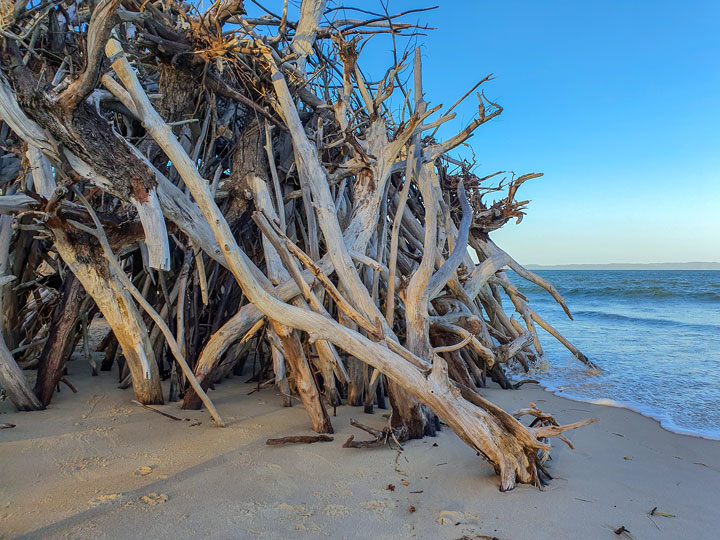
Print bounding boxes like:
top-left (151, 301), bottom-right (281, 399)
top-left (509, 268), bottom-right (720, 445)
top-left (528, 376), bottom-right (720, 441)
top-left (2, 366), bottom-right (719, 539)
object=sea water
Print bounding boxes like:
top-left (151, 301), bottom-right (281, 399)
top-left (506, 270), bottom-right (720, 439)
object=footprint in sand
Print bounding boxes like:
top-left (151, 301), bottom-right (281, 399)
top-left (435, 510), bottom-right (480, 525)
top-left (276, 502), bottom-right (312, 518)
top-left (360, 500), bottom-right (392, 516)
top-left (294, 522), bottom-right (322, 532)
top-left (140, 493), bottom-right (168, 505)
top-left (311, 488), bottom-right (353, 501)
top-left (323, 504), bottom-right (351, 517)
top-left (133, 466), bottom-right (154, 476)
top-left (89, 494), bottom-right (122, 506)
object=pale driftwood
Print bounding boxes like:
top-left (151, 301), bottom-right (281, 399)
top-left (271, 321), bottom-right (333, 433)
top-left (68, 191), bottom-right (225, 427)
top-left (26, 145), bottom-right (55, 198)
top-left (49, 220), bottom-right (164, 404)
top-left (0, 3), bottom-right (598, 491)
top-left (292, 0), bottom-right (327, 74)
top-left (0, 72), bottom-right (218, 270)
top-left (249, 175), bottom-right (331, 429)
top-left (0, 280), bottom-right (41, 411)
top-left (108, 36), bottom-right (554, 487)
top-left (57, 0), bottom-right (121, 110)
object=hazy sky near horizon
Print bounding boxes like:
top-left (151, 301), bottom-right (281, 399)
top-left (248, 1), bottom-right (720, 265)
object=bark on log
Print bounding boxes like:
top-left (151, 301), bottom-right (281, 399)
top-left (33, 273), bottom-right (85, 406)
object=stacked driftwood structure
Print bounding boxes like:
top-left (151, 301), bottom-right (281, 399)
top-left (0, 0), bottom-right (598, 490)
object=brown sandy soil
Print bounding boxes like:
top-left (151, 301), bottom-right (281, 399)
top-left (1, 325), bottom-right (719, 539)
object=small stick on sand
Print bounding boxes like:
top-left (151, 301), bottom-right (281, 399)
top-left (60, 377), bottom-right (78, 393)
top-left (132, 400), bottom-right (189, 422)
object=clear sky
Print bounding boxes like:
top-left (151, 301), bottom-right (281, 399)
top-left (249, 1), bottom-right (720, 265)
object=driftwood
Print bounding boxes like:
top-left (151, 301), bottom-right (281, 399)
top-left (33, 273), bottom-right (84, 406)
top-left (132, 399), bottom-right (189, 422)
top-left (343, 419), bottom-right (405, 450)
top-left (0, 0), bottom-right (600, 490)
top-left (266, 435), bottom-right (334, 446)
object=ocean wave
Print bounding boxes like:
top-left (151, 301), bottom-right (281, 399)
top-left (557, 286), bottom-right (720, 301)
top-left (511, 271), bottom-right (720, 441)
top-left (572, 310), bottom-right (720, 330)
top-left (531, 381), bottom-right (720, 441)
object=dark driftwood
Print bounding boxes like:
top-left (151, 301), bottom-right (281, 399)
top-left (60, 377), bottom-right (78, 393)
top-left (34, 274), bottom-right (85, 406)
top-left (132, 400), bottom-right (188, 422)
top-left (342, 419), bottom-right (405, 449)
top-left (266, 435), bottom-right (334, 445)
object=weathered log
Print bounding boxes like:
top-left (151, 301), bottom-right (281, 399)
top-left (266, 435), bottom-right (333, 445)
top-left (0, 213), bottom-right (42, 411)
top-left (68, 190), bottom-right (225, 426)
top-left (271, 322), bottom-right (333, 434)
top-left (33, 273), bottom-right (85, 406)
top-left (48, 218), bottom-right (164, 405)
top-left (0, 333), bottom-right (43, 411)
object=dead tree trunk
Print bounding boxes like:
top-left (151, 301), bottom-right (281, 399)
top-left (49, 223), bottom-right (163, 405)
top-left (0, 334), bottom-right (43, 410)
top-left (33, 273), bottom-right (85, 406)
top-left (272, 322), bottom-right (333, 434)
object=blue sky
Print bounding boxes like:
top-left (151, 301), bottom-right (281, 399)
top-left (247, 1), bottom-right (720, 265)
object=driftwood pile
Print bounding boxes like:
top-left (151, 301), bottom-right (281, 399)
top-left (0, 0), bottom-right (598, 490)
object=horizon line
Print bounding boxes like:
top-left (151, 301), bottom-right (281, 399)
top-left (525, 261), bottom-right (720, 268)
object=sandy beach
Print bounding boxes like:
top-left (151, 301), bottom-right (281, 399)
top-left (2, 360), bottom-right (718, 540)
top-left (1, 2), bottom-right (717, 539)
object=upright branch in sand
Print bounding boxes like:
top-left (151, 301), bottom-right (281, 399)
top-left (0, 0), bottom-right (598, 490)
